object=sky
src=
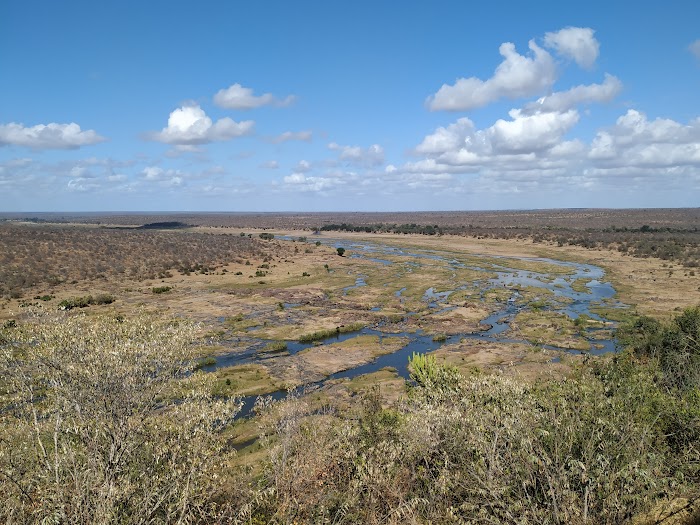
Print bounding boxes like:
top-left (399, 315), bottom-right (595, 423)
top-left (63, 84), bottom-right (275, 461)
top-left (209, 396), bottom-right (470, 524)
top-left (1, 1), bottom-right (700, 212)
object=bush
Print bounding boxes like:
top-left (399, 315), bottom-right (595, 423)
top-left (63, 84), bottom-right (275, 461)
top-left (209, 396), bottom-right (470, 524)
top-left (152, 286), bottom-right (172, 294)
top-left (620, 306), bottom-right (700, 390)
top-left (297, 323), bottom-right (364, 343)
top-left (249, 324), bottom-right (700, 523)
top-left (336, 247), bottom-right (345, 257)
top-left (0, 313), bottom-right (241, 523)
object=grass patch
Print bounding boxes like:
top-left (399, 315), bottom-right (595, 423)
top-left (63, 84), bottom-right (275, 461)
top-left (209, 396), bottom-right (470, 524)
top-left (212, 364), bottom-right (282, 396)
top-left (589, 305), bottom-right (636, 323)
top-left (261, 341), bottom-right (288, 353)
top-left (571, 278), bottom-right (593, 293)
top-left (194, 356), bottom-right (217, 369)
top-left (297, 322), bottom-right (365, 343)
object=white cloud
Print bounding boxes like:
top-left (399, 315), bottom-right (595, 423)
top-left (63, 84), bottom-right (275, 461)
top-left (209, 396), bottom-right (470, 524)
top-left (213, 83), bottom-right (295, 110)
top-left (521, 74), bottom-right (622, 114)
top-left (589, 110), bottom-right (700, 168)
top-left (295, 159), bottom-right (312, 172)
top-left (489, 109), bottom-right (580, 153)
top-left (328, 142), bottom-right (385, 167)
top-left (0, 122), bottom-right (106, 149)
top-left (415, 109), bottom-right (579, 158)
top-left (689, 39), bottom-right (700, 60)
top-left (260, 160), bottom-right (279, 169)
top-left (270, 130), bottom-right (313, 143)
top-left (141, 166), bottom-right (187, 187)
top-left (415, 118), bottom-right (477, 155)
top-left (282, 172), bottom-right (342, 192)
top-left (150, 105), bottom-right (253, 145)
top-left (543, 27), bottom-right (600, 69)
top-left (426, 40), bottom-right (557, 111)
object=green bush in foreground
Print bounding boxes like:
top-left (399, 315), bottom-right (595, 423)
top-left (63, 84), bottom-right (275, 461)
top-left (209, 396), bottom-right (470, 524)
top-left (0, 313), bottom-right (240, 524)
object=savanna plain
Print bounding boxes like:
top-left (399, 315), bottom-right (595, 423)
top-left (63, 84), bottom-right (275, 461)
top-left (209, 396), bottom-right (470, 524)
top-left (1, 209), bottom-right (699, 524)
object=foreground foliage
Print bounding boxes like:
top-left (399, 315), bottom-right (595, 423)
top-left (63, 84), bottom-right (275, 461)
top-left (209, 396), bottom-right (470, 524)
top-left (1, 308), bottom-right (699, 523)
top-left (248, 310), bottom-right (700, 524)
top-left (0, 313), bottom-right (240, 524)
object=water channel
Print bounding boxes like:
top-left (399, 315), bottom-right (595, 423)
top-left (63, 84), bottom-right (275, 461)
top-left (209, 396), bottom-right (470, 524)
top-left (205, 237), bottom-right (627, 417)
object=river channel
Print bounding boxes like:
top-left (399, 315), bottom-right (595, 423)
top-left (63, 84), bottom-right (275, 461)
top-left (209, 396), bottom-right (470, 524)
top-left (204, 237), bottom-right (627, 417)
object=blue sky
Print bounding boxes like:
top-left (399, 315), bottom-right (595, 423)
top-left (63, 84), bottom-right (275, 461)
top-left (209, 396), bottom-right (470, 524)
top-left (1, 1), bottom-right (699, 212)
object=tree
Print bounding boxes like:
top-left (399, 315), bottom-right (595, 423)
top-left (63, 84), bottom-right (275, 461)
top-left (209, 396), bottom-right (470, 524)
top-left (336, 247), bottom-right (345, 257)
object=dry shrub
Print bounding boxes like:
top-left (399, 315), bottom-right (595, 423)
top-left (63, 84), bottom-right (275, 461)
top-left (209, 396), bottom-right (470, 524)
top-left (0, 312), bottom-right (241, 524)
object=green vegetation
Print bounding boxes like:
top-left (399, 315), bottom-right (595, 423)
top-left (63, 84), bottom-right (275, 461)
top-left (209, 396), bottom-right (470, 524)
top-left (247, 311), bottom-right (700, 523)
top-left (261, 340), bottom-right (288, 353)
top-left (297, 322), bottom-right (365, 343)
top-left (259, 232), bottom-right (275, 240)
top-left (194, 356), bottom-right (217, 369)
top-left (151, 285), bottom-right (172, 294)
top-left (57, 293), bottom-right (115, 310)
top-left (619, 305), bottom-right (700, 390)
top-left (2, 304), bottom-right (699, 523)
top-left (336, 247), bottom-right (346, 256)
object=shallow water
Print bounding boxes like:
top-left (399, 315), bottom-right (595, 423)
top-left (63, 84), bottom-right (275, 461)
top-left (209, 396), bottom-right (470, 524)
top-left (214, 237), bottom-right (626, 418)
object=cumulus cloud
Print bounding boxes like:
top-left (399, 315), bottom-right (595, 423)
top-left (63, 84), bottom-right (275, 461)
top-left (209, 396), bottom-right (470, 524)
top-left (690, 39), bottom-right (700, 60)
top-left (589, 109), bottom-right (700, 167)
top-left (213, 83), bottom-right (295, 110)
top-left (270, 130), bottom-right (312, 143)
top-left (543, 27), bottom-right (600, 69)
top-left (426, 40), bottom-right (557, 111)
top-left (416, 108), bottom-right (579, 159)
top-left (405, 103), bottom-right (700, 201)
top-left (521, 74), bottom-right (622, 114)
top-left (489, 109), bottom-right (580, 153)
top-left (149, 105), bottom-right (253, 145)
top-left (328, 142), bottom-right (385, 167)
top-left (0, 122), bottom-right (106, 149)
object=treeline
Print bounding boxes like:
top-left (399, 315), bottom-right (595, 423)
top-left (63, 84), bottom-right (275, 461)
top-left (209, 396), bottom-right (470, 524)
top-left (319, 223), bottom-right (443, 235)
top-left (316, 222), bottom-right (700, 267)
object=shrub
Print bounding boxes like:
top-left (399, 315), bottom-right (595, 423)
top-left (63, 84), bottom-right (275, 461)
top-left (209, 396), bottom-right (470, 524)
top-left (251, 350), bottom-right (699, 524)
top-left (0, 313), bottom-right (241, 523)
top-left (297, 323), bottom-right (364, 343)
top-left (58, 295), bottom-right (93, 310)
top-left (92, 293), bottom-right (115, 305)
top-left (261, 341), bottom-right (288, 353)
top-left (336, 247), bottom-right (345, 257)
top-left (152, 286), bottom-right (172, 294)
